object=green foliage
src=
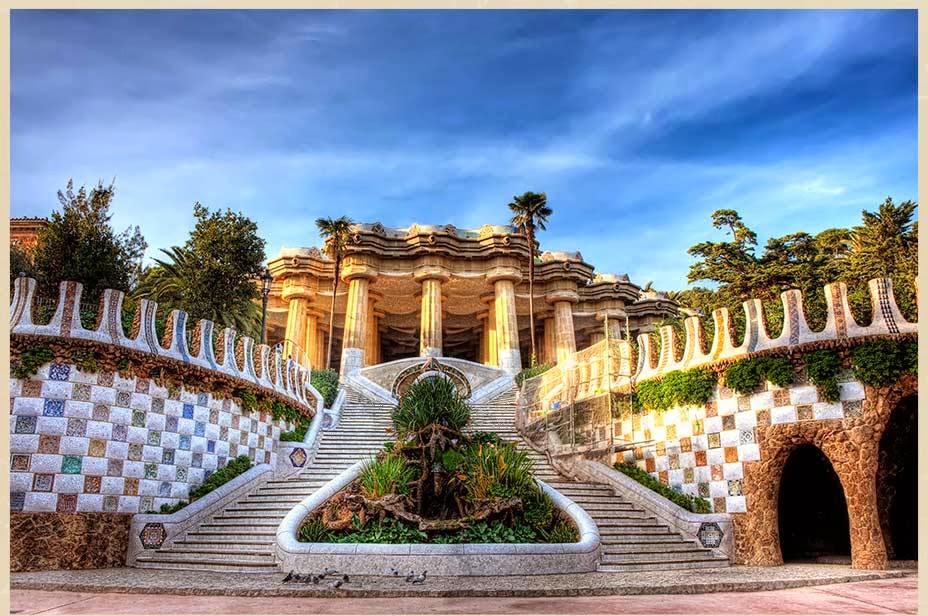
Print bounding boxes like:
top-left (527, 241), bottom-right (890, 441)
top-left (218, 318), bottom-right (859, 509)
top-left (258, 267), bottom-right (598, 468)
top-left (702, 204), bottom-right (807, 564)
top-left (457, 520), bottom-right (537, 544)
top-left (805, 349), bottom-right (842, 402)
top-left (334, 516), bottom-right (429, 544)
top-left (310, 369), bottom-right (339, 407)
top-left (392, 376), bottom-right (470, 434)
top-left (724, 356), bottom-right (794, 395)
top-left (316, 216), bottom-right (355, 371)
top-left (11, 246), bottom-right (36, 283)
top-left (515, 362), bottom-right (553, 387)
top-left (188, 454), bottom-right (253, 501)
top-left (298, 518), bottom-right (334, 543)
top-left (158, 501), bottom-right (186, 515)
top-left (135, 202), bottom-right (265, 338)
top-left (540, 521), bottom-right (580, 543)
top-left (521, 488), bottom-right (554, 529)
top-left (462, 441), bottom-right (535, 501)
top-left (441, 448), bottom-right (465, 472)
top-left (615, 463), bottom-right (711, 513)
top-left (634, 367), bottom-right (718, 412)
top-left (32, 180), bottom-right (147, 301)
top-left (851, 339), bottom-right (915, 388)
top-left (279, 423), bottom-right (309, 442)
top-left (70, 350), bottom-right (99, 374)
top-left (12, 344), bottom-right (55, 379)
top-left (360, 454), bottom-right (416, 499)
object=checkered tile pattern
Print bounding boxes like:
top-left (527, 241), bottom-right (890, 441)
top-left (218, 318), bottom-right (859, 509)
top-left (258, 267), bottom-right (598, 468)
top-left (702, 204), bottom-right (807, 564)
top-left (617, 380), bottom-right (867, 513)
top-left (9, 363), bottom-right (297, 513)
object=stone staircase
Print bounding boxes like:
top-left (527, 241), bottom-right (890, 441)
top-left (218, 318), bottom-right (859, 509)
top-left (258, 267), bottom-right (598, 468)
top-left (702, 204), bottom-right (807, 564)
top-left (469, 387), bottom-right (729, 572)
top-left (134, 389), bottom-right (394, 572)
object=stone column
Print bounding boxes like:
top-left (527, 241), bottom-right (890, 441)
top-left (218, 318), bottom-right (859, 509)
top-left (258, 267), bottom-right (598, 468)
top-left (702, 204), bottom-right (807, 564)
top-left (547, 290), bottom-right (579, 365)
top-left (302, 311), bottom-right (321, 369)
top-left (315, 327), bottom-right (326, 370)
top-left (282, 282), bottom-right (314, 365)
top-left (364, 295), bottom-right (382, 367)
top-left (415, 266), bottom-right (450, 357)
top-left (339, 265), bottom-right (377, 376)
top-left (543, 317), bottom-right (556, 365)
top-left (488, 266), bottom-right (522, 374)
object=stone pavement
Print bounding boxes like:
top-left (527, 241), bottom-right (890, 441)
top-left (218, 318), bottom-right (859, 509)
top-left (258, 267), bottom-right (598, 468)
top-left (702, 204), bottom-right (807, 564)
top-left (10, 574), bottom-right (919, 614)
top-left (10, 564), bottom-right (914, 599)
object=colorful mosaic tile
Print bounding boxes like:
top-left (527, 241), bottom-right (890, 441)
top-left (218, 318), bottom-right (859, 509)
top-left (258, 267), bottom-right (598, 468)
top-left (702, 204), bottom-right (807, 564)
top-left (668, 454), bottom-right (680, 470)
top-left (182, 404), bottom-right (194, 419)
top-left (38, 435), bottom-right (61, 454)
top-left (15, 416), bottom-right (36, 434)
top-left (683, 467), bottom-right (694, 483)
top-left (61, 455), bottom-right (82, 474)
top-left (116, 391), bottom-right (132, 407)
top-left (713, 497), bottom-right (726, 512)
top-left (289, 447), bottom-right (307, 467)
top-left (194, 422), bottom-right (205, 437)
top-left (722, 415), bottom-right (736, 430)
top-left (159, 481), bottom-right (171, 497)
top-left (209, 409), bottom-right (219, 424)
top-left (66, 418), bottom-right (87, 437)
top-left (773, 389), bottom-right (790, 407)
top-left (49, 363), bottom-right (71, 381)
top-left (136, 378), bottom-right (150, 394)
top-left (724, 446), bottom-right (739, 463)
top-left (124, 477), bottom-right (139, 495)
top-left (710, 464), bottom-right (724, 481)
top-left (144, 463), bottom-right (157, 479)
top-left (843, 399), bottom-right (863, 418)
top-left (131, 410), bottom-right (146, 427)
top-left (728, 479), bottom-right (743, 496)
top-left (128, 443), bottom-right (143, 461)
top-left (97, 371), bottom-right (115, 387)
top-left (57, 493), bottom-right (78, 513)
top-left (666, 424), bottom-right (677, 440)
top-left (207, 440), bottom-right (215, 453)
top-left (737, 396), bottom-right (751, 411)
top-left (43, 399), bottom-right (65, 417)
top-left (698, 482), bottom-right (710, 498)
top-left (147, 431), bottom-right (161, 446)
top-left (33, 473), bottom-right (55, 491)
top-left (107, 458), bottom-right (124, 476)
top-left (695, 450), bottom-right (707, 466)
top-left (739, 430), bottom-right (755, 445)
top-left (140, 496), bottom-right (155, 512)
top-left (232, 415), bottom-right (240, 429)
top-left (756, 408), bottom-right (771, 426)
top-left (22, 380), bottom-right (43, 397)
top-left (140, 522), bottom-right (167, 548)
top-left (11, 492), bottom-right (26, 512)
top-left (797, 404), bottom-right (814, 421)
top-left (176, 466), bottom-right (188, 482)
top-left (645, 458), bottom-right (655, 472)
top-left (162, 449), bottom-right (175, 464)
top-left (72, 383), bottom-right (92, 401)
top-left (707, 432), bottom-right (721, 449)
top-left (88, 438), bottom-right (107, 458)
top-left (112, 424), bottom-right (128, 442)
top-left (179, 435), bottom-right (191, 450)
top-left (197, 392), bottom-right (208, 406)
top-left (92, 404), bottom-right (109, 421)
top-left (84, 475), bottom-right (102, 493)
top-left (11, 453), bottom-right (30, 471)
top-left (220, 426), bottom-right (228, 440)
top-left (152, 398), bottom-right (165, 414)
top-left (192, 452), bottom-right (203, 467)
top-left (103, 495), bottom-right (118, 512)
top-left (679, 437), bottom-right (692, 452)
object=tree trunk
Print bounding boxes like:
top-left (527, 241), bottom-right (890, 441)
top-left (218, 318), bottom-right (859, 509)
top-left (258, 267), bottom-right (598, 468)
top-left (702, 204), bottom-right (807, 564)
top-left (527, 224), bottom-right (536, 366)
top-left (326, 256), bottom-right (340, 371)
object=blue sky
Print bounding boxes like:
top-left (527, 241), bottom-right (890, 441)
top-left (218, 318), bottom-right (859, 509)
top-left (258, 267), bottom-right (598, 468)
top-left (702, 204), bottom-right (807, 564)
top-left (11, 10), bottom-right (917, 290)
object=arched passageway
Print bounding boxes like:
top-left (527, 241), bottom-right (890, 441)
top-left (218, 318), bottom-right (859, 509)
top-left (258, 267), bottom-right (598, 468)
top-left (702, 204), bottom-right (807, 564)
top-left (778, 444), bottom-right (851, 561)
top-left (877, 394), bottom-right (917, 561)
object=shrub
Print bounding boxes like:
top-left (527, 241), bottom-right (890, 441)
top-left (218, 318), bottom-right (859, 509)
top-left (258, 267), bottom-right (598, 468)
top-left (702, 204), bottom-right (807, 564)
top-left (11, 344), bottom-right (55, 380)
top-left (360, 453), bottom-right (416, 499)
top-left (279, 423), bottom-right (309, 442)
top-left (724, 356), bottom-right (793, 395)
top-left (462, 441), bottom-right (534, 501)
top-left (392, 376), bottom-right (470, 434)
top-left (515, 362), bottom-right (553, 387)
top-left (334, 516), bottom-right (428, 544)
top-left (614, 463), bottom-right (711, 513)
top-left (633, 367), bottom-right (718, 412)
top-left (310, 369), bottom-right (339, 407)
top-left (540, 521), bottom-right (580, 543)
top-left (851, 339), bottom-right (914, 387)
top-left (805, 349), bottom-right (842, 402)
top-left (298, 518), bottom-right (333, 543)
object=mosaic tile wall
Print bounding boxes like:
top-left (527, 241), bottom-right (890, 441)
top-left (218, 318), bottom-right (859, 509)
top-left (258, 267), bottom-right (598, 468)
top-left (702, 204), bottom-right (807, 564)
top-left (9, 362), bottom-right (297, 514)
top-left (616, 379), bottom-right (867, 514)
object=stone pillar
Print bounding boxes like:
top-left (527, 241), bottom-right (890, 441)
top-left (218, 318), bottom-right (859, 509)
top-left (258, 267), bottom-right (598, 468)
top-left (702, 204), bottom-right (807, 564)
top-left (302, 312), bottom-right (320, 369)
top-left (339, 265), bottom-right (377, 376)
top-left (543, 317), bottom-right (556, 365)
top-left (547, 290), bottom-right (579, 365)
top-left (315, 327), bottom-right (326, 370)
top-left (589, 331), bottom-right (605, 345)
top-left (596, 309), bottom-right (626, 342)
top-left (282, 283), bottom-right (314, 365)
top-left (415, 266), bottom-right (450, 357)
top-left (488, 266), bottom-right (522, 374)
top-left (476, 312), bottom-right (488, 364)
top-left (364, 295), bottom-right (382, 367)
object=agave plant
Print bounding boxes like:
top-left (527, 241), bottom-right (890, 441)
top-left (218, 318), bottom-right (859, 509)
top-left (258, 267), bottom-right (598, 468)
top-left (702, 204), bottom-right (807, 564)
top-left (392, 376), bottom-right (470, 434)
top-left (360, 453), bottom-right (416, 500)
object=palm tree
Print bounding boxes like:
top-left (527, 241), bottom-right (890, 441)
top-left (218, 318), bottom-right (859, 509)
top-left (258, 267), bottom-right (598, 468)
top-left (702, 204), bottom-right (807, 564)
top-left (508, 191), bottom-right (552, 366)
top-left (316, 216), bottom-right (355, 370)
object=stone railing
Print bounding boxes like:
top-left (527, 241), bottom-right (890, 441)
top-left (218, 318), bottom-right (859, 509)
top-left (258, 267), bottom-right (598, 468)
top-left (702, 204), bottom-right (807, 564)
top-left (10, 277), bottom-right (320, 413)
top-left (521, 278), bottom-right (916, 411)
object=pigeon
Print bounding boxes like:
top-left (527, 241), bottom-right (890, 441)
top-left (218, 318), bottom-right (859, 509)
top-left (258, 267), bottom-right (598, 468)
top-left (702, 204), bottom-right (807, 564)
top-left (342, 574), bottom-right (350, 584)
top-left (323, 566), bottom-right (338, 576)
top-left (311, 575), bottom-right (320, 584)
top-left (282, 570), bottom-right (296, 582)
top-left (405, 571), bottom-right (416, 582)
top-left (329, 579), bottom-right (343, 589)
top-left (387, 567), bottom-right (400, 576)
top-left (412, 571), bottom-right (428, 584)
top-left (318, 572), bottom-right (326, 580)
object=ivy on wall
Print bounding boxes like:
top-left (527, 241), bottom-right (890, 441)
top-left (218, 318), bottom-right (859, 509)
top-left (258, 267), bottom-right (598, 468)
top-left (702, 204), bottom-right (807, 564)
top-left (723, 356), bottom-right (794, 395)
top-left (851, 339), bottom-right (918, 387)
top-left (805, 349), bottom-right (842, 402)
top-left (634, 367), bottom-right (718, 412)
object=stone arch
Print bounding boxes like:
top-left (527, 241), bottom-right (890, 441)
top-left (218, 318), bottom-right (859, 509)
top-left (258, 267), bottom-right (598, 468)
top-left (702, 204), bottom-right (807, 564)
top-left (778, 443), bottom-right (850, 561)
top-left (876, 393), bottom-right (917, 561)
top-left (391, 360), bottom-right (472, 399)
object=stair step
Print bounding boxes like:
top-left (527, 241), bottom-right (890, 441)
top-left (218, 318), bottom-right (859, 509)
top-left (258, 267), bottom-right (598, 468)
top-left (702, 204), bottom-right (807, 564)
top-left (185, 531), bottom-right (276, 541)
top-left (601, 541), bottom-right (702, 552)
top-left (598, 559), bottom-right (729, 572)
top-left (135, 559), bottom-right (277, 573)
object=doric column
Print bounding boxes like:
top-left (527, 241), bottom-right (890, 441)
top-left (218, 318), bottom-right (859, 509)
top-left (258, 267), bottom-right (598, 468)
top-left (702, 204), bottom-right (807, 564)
top-left (415, 266), bottom-right (450, 357)
top-left (364, 294), bottom-right (382, 367)
top-left (542, 317), bottom-right (556, 365)
top-left (487, 266), bottom-right (522, 374)
top-left (596, 309), bottom-right (626, 342)
top-left (480, 296), bottom-right (499, 368)
top-left (546, 289), bottom-right (579, 365)
top-left (282, 282), bottom-right (314, 365)
top-left (339, 264), bottom-right (377, 376)
top-left (315, 326), bottom-right (326, 370)
top-left (302, 311), bottom-right (322, 369)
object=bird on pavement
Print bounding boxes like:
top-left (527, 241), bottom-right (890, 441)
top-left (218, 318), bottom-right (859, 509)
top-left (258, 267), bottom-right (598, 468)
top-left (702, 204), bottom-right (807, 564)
top-left (412, 571), bottom-right (428, 584)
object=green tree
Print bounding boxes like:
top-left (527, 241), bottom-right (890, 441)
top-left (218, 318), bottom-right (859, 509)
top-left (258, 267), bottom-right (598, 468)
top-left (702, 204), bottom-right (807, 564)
top-left (10, 245), bottom-right (36, 283)
top-left (508, 191), bottom-right (552, 365)
top-left (32, 179), bottom-right (146, 301)
top-left (136, 203), bottom-right (266, 337)
top-left (316, 216), bottom-right (355, 371)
